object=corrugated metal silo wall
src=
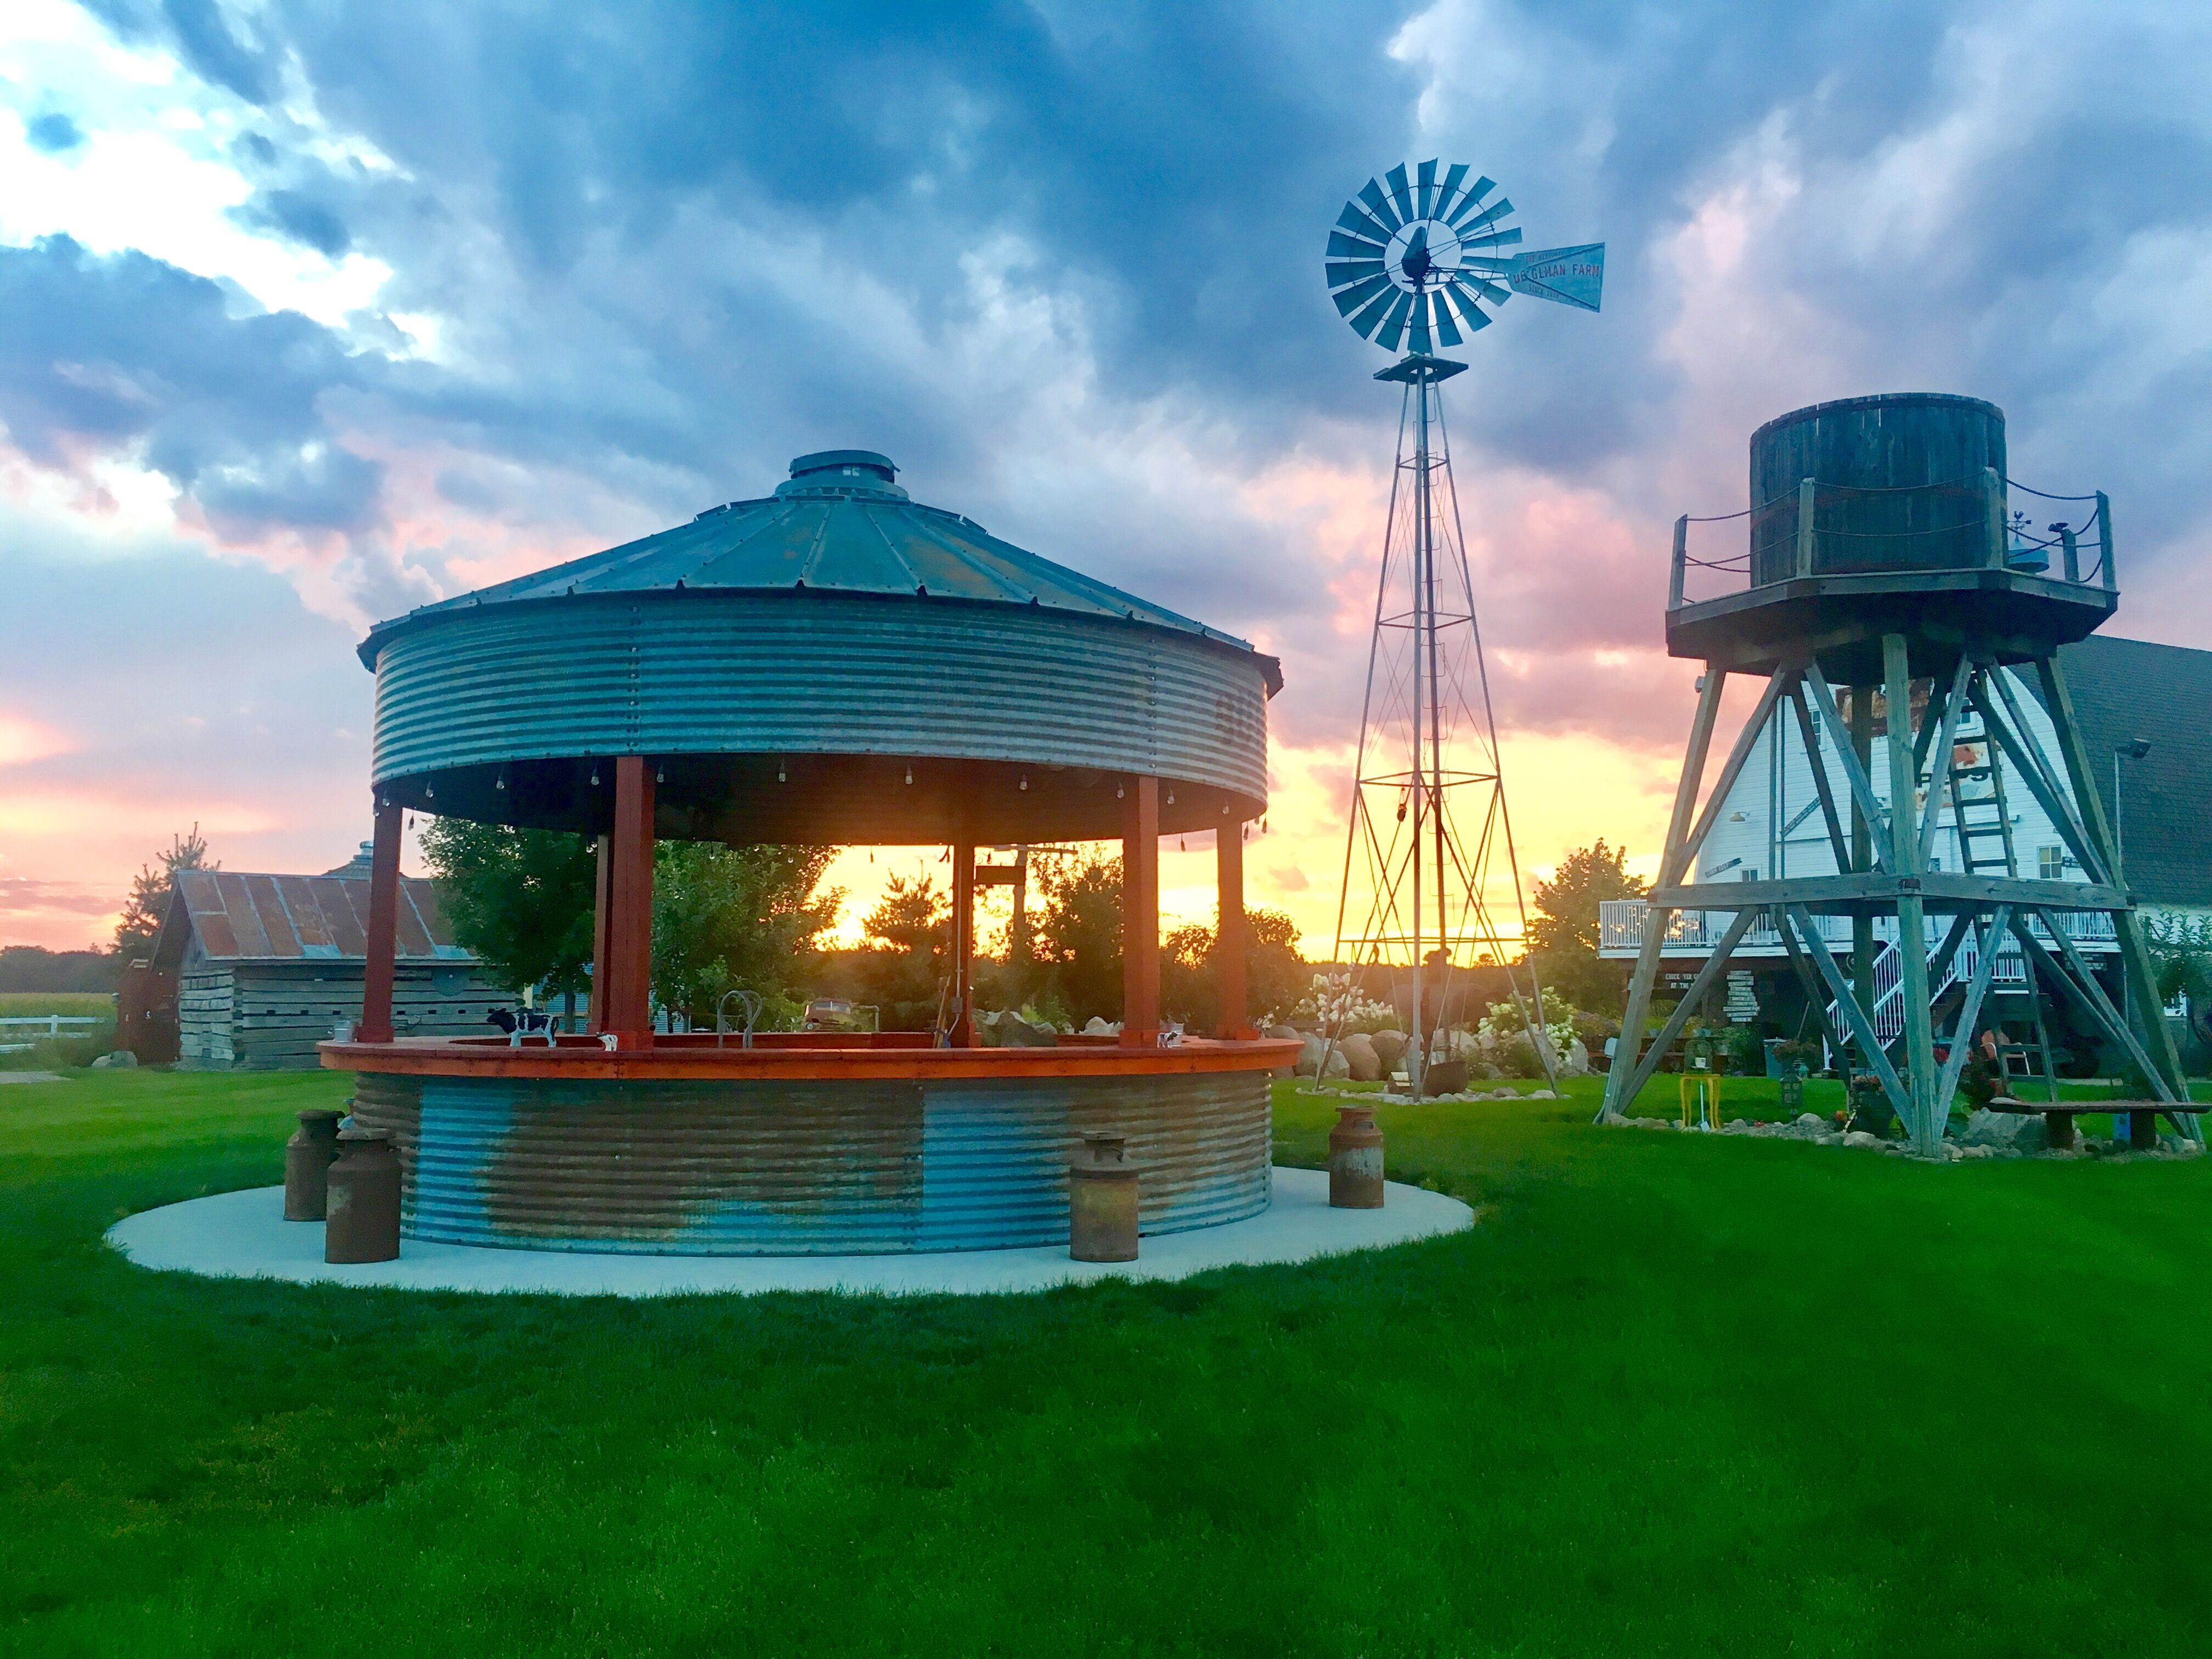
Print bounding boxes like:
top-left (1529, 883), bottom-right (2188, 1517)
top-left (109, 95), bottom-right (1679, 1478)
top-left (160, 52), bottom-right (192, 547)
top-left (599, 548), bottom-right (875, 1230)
top-left (370, 592), bottom-right (1268, 798)
top-left (350, 1070), bottom-right (1271, 1255)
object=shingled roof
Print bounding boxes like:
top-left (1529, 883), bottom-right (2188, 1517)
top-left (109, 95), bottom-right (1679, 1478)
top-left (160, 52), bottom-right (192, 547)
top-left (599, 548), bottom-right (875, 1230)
top-left (2053, 633), bottom-right (2212, 910)
top-left (151, 866), bottom-right (473, 969)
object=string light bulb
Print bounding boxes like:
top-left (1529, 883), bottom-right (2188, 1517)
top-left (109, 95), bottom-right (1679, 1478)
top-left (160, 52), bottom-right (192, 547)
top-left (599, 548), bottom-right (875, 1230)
top-left (495, 769), bottom-right (507, 791)
top-left (590, 766), bottom-right (601, 787)
top-left (1019, 775), bottom-right (1029, 792)
top-left (905, 766), bottom-right (913, 785)
top-left (655, 765), bottom-right (665, 784)
top-left (777, 764), bottom-right (787, 784)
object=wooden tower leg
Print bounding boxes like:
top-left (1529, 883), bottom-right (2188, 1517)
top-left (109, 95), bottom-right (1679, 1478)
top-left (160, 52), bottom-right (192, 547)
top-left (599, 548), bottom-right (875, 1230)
top-left (952, 839), bottom-right (976, 1046)
top-left (1217, 821), bottom-right (1250, 1039)
top-left (600, 755), bottom-right (656, 1045)
top-left (357, 795), bottom-right (403, 1044)
top-left (2035, 656), bottom-right (2196, 1132)
top-left (1120, 777), bottom-right (1160, 1046)
top-left (1602, 667), bottom-right (1727, 1120)
top-left (1883, 634), bottom-right (1940, 1154)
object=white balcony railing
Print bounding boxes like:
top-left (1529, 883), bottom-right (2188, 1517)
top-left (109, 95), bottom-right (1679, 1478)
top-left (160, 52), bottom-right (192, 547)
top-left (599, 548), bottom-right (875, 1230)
top-left (1597, 898), bottom-right (2117, 960)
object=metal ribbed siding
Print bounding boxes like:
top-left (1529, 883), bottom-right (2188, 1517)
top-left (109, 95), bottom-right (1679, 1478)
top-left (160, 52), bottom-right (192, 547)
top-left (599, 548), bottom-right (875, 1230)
top-left (371, 593), bottom-right (1266, 800)
top-left (349, 1070), bottom-right (1271, 1256)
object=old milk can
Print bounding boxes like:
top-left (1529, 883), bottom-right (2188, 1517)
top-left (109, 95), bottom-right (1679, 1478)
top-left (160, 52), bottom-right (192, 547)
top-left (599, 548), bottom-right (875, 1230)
top-left (1068, 1132), bottom-right (1139, 1262)
top-left (1329, 1104), bottom-right (1386, 1209)
top-left (283, 1107), bottom-right (346, 1221)
top-left (325, 1127), bottom-right (402, 1263)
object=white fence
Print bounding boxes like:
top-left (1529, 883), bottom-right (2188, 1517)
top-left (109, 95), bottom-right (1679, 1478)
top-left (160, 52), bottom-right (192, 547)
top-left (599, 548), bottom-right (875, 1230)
top-left (0, 1013), bottom-right (106, 1054)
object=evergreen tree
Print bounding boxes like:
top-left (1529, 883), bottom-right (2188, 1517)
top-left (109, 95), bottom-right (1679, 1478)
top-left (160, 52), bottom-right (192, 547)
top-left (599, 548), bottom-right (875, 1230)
top-left (113, 825), bottom-right (212, 961)
top-left (1527, 839), bottom-right (1646, 1014)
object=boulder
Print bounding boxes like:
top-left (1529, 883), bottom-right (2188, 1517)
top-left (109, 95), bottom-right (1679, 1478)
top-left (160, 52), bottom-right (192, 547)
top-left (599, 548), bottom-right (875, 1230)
top-left (1369, 1028), bottom-right (1407, 1070)
top-left (1561, 1039), bottom-right (1592, 1077)
top-left (1524, 1088), bottom-right (1559, 1101)
top-left (91, 1050), bottom-right (137, 1069)
top-left (1296, 1037), bottom-right (1350, 1080)
top-left (1961, 1108), bottom-right (2047, 1153)
top-left (1083, 1017), bottom-right (1121, 1037)
top-left (1338, 1032), bottom-right (1382, 1082)
top-left (981, 1010), bottom-right (1059, 1048)
top-left (1842, 1130), bottom-right (1885, 1149)
top-left (1266, 1023), bottom-right (1302, 1042)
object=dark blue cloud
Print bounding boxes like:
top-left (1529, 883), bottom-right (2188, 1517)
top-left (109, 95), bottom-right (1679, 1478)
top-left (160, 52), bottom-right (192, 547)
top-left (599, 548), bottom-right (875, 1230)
top-left (25, 113), bottom-right (85, 154)
top-left (0, 235), bottom-right (383, 535)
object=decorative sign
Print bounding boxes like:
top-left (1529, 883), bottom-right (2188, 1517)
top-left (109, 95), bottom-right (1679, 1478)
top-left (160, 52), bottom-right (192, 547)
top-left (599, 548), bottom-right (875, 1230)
top-left (1508, 245), bottom-right (1605, 312)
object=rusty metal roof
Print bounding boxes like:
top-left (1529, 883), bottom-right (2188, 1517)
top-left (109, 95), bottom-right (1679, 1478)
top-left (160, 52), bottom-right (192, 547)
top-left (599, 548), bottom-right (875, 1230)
top-left (359, 449), bottom-right (1281, 693)
top-left (152, 869), bottom-right (474, 969)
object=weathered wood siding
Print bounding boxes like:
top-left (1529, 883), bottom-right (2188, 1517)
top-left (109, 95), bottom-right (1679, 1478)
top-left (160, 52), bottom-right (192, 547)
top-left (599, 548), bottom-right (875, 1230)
top-left (178, 964), bottom-right (510, 1070)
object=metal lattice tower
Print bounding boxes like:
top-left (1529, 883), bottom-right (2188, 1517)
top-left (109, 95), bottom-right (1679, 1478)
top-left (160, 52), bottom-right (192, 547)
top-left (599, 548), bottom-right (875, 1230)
top-left (1322, 160), bottom-right (1604, 1096)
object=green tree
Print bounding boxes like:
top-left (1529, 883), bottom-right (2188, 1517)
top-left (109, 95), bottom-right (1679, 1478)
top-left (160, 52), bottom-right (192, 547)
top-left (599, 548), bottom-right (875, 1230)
top-left (419, 821), bottom-right (597, 1004)
top-left (1034, 851), bottom-right (1124, 1024)
top-left (650, 843), bottom-right (840, 1028)
top-left (1528, 839), bottom-right (1646, 1014)
top-left (1161, 907), bottom-right (1307, 1032)
top-left (854, 872), bottom-right (950, 1026)
top-left (114, 825), bottom-right (213, 960)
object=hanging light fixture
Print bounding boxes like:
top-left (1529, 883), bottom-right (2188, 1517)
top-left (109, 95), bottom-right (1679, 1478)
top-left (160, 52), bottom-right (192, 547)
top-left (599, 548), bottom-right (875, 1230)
top-left (590, 766), bottom-right (601, 787)
top-left (655, 764), bottom-right (665, 784)
top-left (495, 768), bottom-right (507, 791)
top-left (777, 762), bottom-right (787, 784)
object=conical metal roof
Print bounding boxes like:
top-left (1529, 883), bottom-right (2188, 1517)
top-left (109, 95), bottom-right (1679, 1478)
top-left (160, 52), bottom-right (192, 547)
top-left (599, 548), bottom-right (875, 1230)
top-left (362, 450), bottom-right (1270, 682)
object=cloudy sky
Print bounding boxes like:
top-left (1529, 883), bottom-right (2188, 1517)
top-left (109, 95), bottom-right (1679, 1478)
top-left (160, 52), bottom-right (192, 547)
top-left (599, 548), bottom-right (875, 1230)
top-left (3, 0), bottom-right (2209, 954)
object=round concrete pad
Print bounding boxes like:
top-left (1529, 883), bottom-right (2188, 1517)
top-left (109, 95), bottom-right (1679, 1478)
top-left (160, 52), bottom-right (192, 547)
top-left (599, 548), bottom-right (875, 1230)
top-left (106, 1167), bottom-right (1472, 1299)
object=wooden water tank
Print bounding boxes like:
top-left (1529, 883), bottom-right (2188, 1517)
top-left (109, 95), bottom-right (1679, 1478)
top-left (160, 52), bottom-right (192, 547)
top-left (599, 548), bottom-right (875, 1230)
top-left (1748, 394), bottom-right (2006, 584)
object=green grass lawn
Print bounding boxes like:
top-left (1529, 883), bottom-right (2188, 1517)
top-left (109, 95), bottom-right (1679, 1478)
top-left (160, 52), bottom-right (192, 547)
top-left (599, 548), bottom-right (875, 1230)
top-left (5, 1069), bottom-right (2211, 1656)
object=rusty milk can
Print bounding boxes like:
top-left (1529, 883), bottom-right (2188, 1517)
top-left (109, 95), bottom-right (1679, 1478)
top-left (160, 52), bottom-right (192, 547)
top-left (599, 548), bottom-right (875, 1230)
top-left (325, 1127), bottom-right (402, 1263)
top-left (1069, 1132), bottom-right (1139, 1262)
top-left (284, 1107), bottom-right (346, 1221)
top-left (1329, 1104), bottom-right (1386, 1209)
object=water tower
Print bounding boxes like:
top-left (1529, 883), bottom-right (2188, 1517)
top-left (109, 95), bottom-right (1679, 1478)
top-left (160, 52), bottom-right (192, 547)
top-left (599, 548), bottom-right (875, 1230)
top-left (1600, 393), bottom-right (2197, 1154)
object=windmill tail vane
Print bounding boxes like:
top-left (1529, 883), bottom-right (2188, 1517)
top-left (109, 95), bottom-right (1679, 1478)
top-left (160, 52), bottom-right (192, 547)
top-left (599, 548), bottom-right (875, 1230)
top-left (1322, 160), bottom-right (1602, 1099)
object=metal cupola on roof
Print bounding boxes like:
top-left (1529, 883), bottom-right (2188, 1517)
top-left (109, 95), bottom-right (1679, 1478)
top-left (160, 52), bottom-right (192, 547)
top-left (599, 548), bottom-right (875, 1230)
top-left (357, 451), bottom-right (1280, 846)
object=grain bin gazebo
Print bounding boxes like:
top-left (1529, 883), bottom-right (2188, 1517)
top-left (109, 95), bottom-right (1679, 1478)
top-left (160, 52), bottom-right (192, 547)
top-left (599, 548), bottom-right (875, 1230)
top-left (321, 449), bottom-right (1297, 1255)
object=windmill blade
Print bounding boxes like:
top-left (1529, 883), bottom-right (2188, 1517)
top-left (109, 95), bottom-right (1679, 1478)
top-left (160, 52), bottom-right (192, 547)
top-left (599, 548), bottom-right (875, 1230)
top-left (1331, 273), bottom-right (1395, 317)
top-left (1385, 163), bottom-right (1417, 226)
top-left (1358, 179), bottom-right (1402, 233)
top-left (1347, 284), bottom-right (1401, 338)
top-left (1460, 228), bottom-right (1524, 251)
top-left (1328, 230), bottom-right (1386, 261)
top-left (1437, 162), bottom-right (1469, 218)
top-left (1443, 176), bottom-right (1497, 225)
top-left (1432, 289), bottom-right (1465, 348)
top-left (1451, 272), bottom-right (1511, 307)
top-left (1327, 259), bottom-right (1387, 289)
top-left (1374, 289), bottom-right (1415, 352)
top-left (1407, 291), bottom-right (1435, 356)
top-left (1454, 197), bottom-right (1514, 236)
top-left (1336, 202), bottom-right (1395, 245)
top-left (1508, 243), bottom-right (1606, 311)
top-left (1441, 285), bottom-right (1493, 334)
top-left (1415, 159), bottom-right (1438, 218)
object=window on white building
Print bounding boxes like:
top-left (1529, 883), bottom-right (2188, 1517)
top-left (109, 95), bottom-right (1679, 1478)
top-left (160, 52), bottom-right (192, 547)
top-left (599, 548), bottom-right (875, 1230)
top-left (2038, 846), bottom-right (2064, 880)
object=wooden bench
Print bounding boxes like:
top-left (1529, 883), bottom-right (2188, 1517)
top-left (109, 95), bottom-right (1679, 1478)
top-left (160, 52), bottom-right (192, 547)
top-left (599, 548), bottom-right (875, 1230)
top-left (1980, 1097), bottom-right (2199, 1152)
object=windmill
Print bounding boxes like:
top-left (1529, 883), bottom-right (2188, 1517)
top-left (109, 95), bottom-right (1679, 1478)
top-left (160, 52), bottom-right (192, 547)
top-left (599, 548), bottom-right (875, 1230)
top-left (1324, 160), bottom-right (1603, 1097)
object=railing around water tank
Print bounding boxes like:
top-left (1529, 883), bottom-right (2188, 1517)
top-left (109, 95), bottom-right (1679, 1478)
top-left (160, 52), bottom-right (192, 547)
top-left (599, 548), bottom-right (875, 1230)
top-left (1668, 475), bottom-right (2117, 611)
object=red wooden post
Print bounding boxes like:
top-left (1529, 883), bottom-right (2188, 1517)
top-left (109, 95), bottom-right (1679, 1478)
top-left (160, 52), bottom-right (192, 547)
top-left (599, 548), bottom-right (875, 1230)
top-left (1120, 776), bottom-right (1160, 1046)
top-left (358, 795), bottom-right (403, 1043)
top-left (1217, 820), bottom-right (1250, 1039)
top-left (601, 756), bottom-right (657, 1043)
top-left (588, 832), bottom-right (612, 1034)
top-left (952, 839), bottom-right (976, 1046)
